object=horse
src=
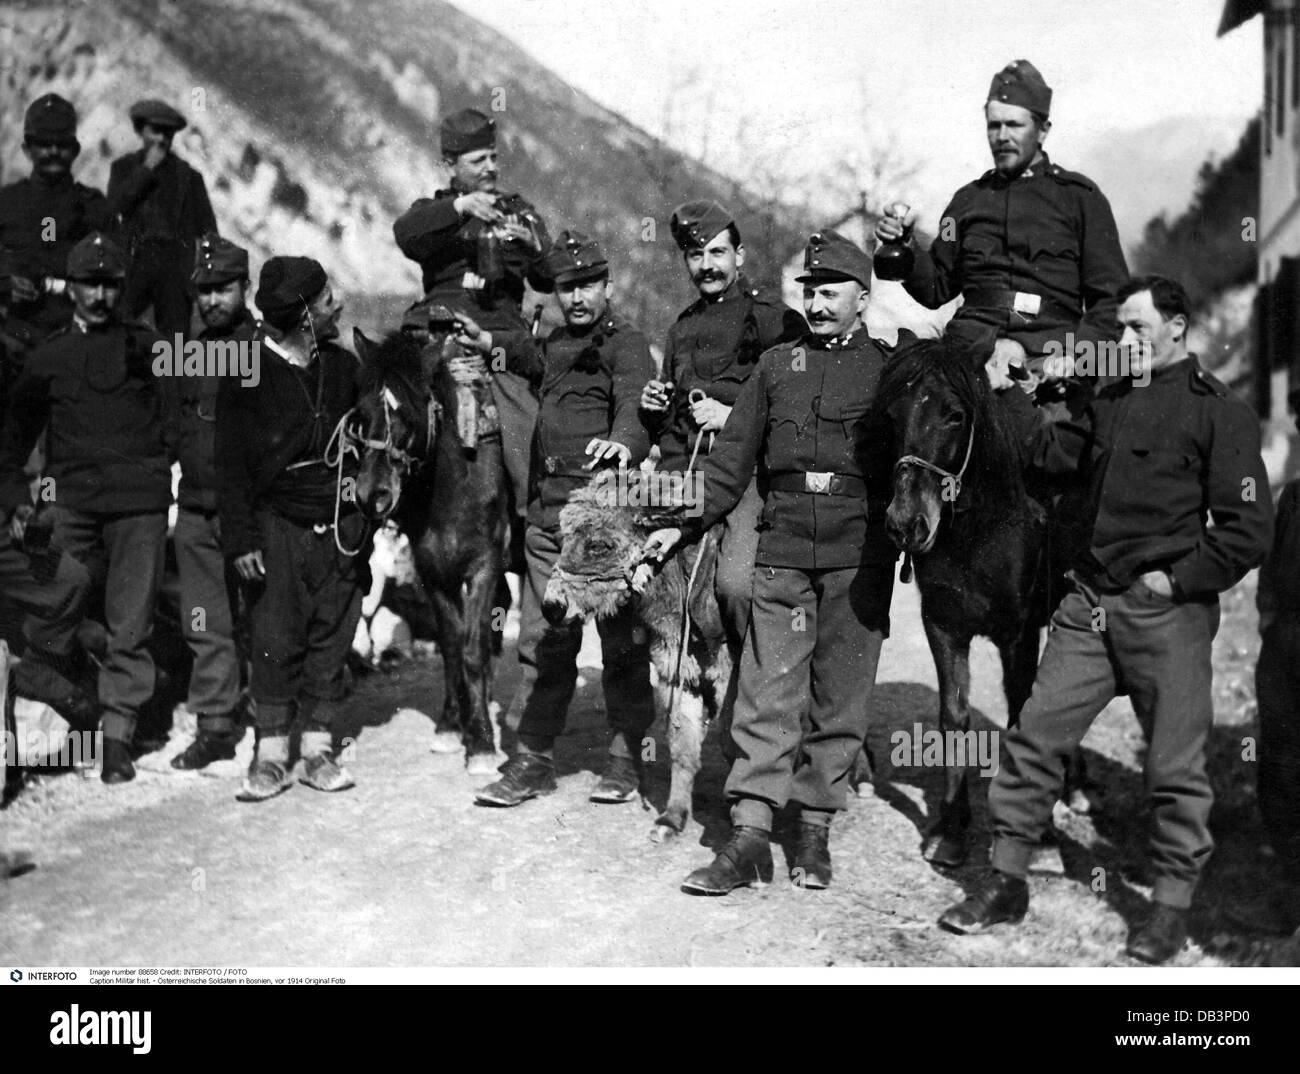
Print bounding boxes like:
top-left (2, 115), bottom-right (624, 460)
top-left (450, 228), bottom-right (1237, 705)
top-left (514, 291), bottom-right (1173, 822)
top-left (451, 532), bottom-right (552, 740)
top-left (878, 336), bottom-right (1083, 868)
top-left (542, 471), bottom-right (733, 841)
top-left (350, 324), bottom-right (509, 776)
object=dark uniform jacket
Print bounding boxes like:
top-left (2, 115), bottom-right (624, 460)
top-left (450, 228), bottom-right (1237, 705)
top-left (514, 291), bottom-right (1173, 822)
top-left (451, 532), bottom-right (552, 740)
top-left (904, 153), bottom-right (1128, 357)
top-left (107, 150), bottom-right (217, 249)
top-left (0, 319), bottom-right (171, 516)
top-left (682, 329), bottom-right (906, 571)
top-left (163, 308), bottom-right (256, 513)
top-left (0, 176), bottom-right (115, 340)
top-left (215, 333), bottom-right (360, 558)
top-left (1258, 480), bottom-right (1300, 628)
top-left (649, 275), bottom-right (806, 472)
top-left (1005, 356), bottom-right (1273, 597)
top-left (509, 311), bottom-right (653, 529)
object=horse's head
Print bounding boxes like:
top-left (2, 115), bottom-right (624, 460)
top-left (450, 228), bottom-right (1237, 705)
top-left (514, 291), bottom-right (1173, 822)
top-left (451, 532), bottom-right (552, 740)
top-left (879, 338), bottom-right (984, 555)
top-left (352, 327), bottom-right (446, 520)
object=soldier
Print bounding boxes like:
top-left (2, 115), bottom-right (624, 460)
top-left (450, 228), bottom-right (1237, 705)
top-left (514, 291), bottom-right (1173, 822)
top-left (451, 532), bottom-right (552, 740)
top-left (216, 256), bottom-right (369, 802)
top-left (939, 276), bottom-right (1273, 964)
top-left (646, 231), bottom-right (902, 894)
top-left (874, 60), bottom-right (1128, 386)
top-left (166, 234), bottom-right (255, 770)
top-left (0, 233), bottom-right (172, 784)
top-left (0, 94), bottom-right (114, 351)
top-left (454, 231), bottom-right (655, 806)
top-left (107, 99), bottom-right (217, 337)
top-left (639, 200), bottom-right (805, 718)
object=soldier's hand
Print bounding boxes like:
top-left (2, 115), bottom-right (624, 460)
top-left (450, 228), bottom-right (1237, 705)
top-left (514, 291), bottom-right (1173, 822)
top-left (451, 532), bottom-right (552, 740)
top-left (454, 191), bottom-right (506, 225)
top-left (234, 549), bottom-right (265, 581)
top-left (584, 438), bottom-right (631, 470)
top-left (1139, 569), bottom-right (1174, 598)
top-left (985, 338), bottom-right (1028, 393)
top-left (453, 313), bottom-right (493, 356)
top-left (644, 527), bottom-right (682, 563)
top-left (690, 395), bottom-right (731, 432)
top-left (498, 221), bottom-right (539, 251)
top-left (640, 379), bottom-right (672, 413)
top-left (9, 275), bottom-right (39, 304)
top-left (142, 137), bottom-right (168, 170)
top-left (874, 205), bottom-right (918, 245)
top-left (8, 504), bottom-right (34, 543)
top-left (447, 353), bottom-right (488, 384)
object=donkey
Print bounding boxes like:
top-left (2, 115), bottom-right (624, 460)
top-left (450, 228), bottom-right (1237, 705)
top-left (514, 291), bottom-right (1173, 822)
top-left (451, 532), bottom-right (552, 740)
top-left (879, 337), bottom-right (1087, 868)
top-left (351, 325), bottom-right (509, 775)
top-left (541, 472), bottom-right (732, 841)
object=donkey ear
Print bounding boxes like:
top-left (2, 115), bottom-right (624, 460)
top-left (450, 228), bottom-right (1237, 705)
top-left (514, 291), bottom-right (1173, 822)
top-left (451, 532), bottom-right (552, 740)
top-left (353, 327), bottom-right (375, 362)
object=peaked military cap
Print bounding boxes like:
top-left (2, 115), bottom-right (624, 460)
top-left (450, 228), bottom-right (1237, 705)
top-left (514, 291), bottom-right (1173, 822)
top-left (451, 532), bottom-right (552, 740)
top-left (543, 229), bottom-right (608, 285)
top-left (795, 229), bottom-right (872, 288)
top-left (67, 232), bottom-right (127, 281)
top-left (192, 233), bottom-right (250, 286)
top-left (669, 200), bottom-right (735, 251)
top-left (129, 98), bottom-right (187, 131)
top-left (256, 255), bottom-right (327, 328)
top-left (24, 94), bottom-right (79, 145)
top-left (987, 59), bottom-right (1052, 118)
top-left (441, 108), bottom-right (496, 155)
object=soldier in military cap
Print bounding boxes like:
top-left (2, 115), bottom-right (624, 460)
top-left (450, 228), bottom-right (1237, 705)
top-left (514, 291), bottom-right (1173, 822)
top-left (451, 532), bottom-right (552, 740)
top-left (875, 60), bottom-right (1128, 385)
top-left (646, 230), bottom-right (903, 894)
top-left (0, 94), bottom-right (115, 352)
top-left (640, 199), bottom-right (805, 721)
top-left (0, 233), bottom-right (171, 784)
top-left (393, 107), bottom-right (551, 576)
top-left (453, 230), bottom-right (656, 807)
top-left (165, 233), bottom-right (255, 771)
top-left (939, 276), bottom-right (1273, 964)
top-left (107, 99), bottom-right (217, 336)
top-left (216, 255), bottom-right (369, 802)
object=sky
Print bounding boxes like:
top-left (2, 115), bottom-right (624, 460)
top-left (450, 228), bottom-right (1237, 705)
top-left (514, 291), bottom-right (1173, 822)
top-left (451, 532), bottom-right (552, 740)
top-left (453, 0), bottom-right (1261, 229)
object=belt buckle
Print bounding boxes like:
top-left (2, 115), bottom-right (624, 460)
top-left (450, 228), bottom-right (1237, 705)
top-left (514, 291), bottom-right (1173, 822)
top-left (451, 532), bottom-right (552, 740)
top-left (1012, 291), bottom-right (1042, 318)
top-left (805, 471), bottom-right (832, 494)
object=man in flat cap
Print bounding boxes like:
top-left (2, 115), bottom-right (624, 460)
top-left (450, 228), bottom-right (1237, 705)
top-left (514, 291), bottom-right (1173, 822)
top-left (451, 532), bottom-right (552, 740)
top-left (0, 233), bottom-right (171, 784)
top-left (876, 60), bottom-right (1128, 387)
top-left (0, 94), bottom-right (115, 353)
top-left (640, 199), bottom-right (805, 724)
top-left (393, 106), bottom-right (551, 577)
top-left (164, 233), bottom-right (256, 771)
top-left (647, 230), bottom-right (906, 894)
top-left (216, 255), bottom-right (369, 801)
top-left (455, 230), bottom-right (656, 807)
top-left (107, 99), bottom-right (217, 337)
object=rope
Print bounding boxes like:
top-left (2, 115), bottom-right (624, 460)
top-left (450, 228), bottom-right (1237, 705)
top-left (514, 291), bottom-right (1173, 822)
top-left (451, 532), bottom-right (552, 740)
top-left (664, 426), bottom-right (710, 725)
top-left (323, 409), bottom-right (367, 557)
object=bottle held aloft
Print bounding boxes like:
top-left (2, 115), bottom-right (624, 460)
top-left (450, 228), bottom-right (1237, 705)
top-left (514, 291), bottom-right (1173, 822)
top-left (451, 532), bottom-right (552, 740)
top-left (872, 202), bottom-right (915, 283)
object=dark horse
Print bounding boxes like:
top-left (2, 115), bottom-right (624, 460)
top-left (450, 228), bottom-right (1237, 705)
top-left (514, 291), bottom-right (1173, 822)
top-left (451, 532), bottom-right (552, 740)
top-left (879, 336), bottom-right (1083, 867)
top-left (351, 325), bottom-right (509, 775)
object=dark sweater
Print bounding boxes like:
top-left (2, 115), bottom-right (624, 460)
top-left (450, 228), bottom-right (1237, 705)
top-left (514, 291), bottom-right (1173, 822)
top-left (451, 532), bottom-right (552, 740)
top-left (107, 150), bottom-right (216, 247)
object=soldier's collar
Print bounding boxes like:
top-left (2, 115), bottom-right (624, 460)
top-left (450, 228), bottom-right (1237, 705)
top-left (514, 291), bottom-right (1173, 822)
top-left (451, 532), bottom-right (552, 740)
top-left (810, 326), bottom-right (864, 350)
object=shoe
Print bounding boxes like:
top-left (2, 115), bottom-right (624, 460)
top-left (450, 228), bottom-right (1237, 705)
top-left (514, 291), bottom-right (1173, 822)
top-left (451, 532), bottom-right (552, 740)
top-left (100, 738), bottom-right (135, 784)
top-left (681, 827), bottom-right (774, 895)
top-left (299, 751), bottom-right (356, 792)
top-left (1126, 904), bottom-right (1188, 964)
top-left (170, 730), bottom-right (237, 771)
top-left (590, 754), bottom-right (641, 803)
top-left (792, 823), bottom-right (832, 889)
top-left (236, 758), bottom-right (291, 802)
top-left (938, 871), bottom-right (1029, 934)
top-left (14, 657), bottom-right (98, 731)
top-left (0, 850), bottom-right (36, 880)
top-left (475, 752), bottom-right (557, 807)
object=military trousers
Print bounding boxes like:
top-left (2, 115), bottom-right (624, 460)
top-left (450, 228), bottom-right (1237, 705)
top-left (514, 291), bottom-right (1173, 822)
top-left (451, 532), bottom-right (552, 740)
top-left (124, 239), bottom-right (194, 337)
top-left (1255, 617), bottom-right (1300, 882)
top-left (989, 578), bottom-right (1220, 909)
top-left (48, 507), bottom-right (168, 744)
top-left (727, 563), bottom-right (892, 830)
top-left (507, 521), bottom-right (654, 751)
top-left (245, 510), bottom-right (368, 734)
top-left (0, 523), bottom-right (89, 661)
top-left (174, 507), bottom-right (241, 732)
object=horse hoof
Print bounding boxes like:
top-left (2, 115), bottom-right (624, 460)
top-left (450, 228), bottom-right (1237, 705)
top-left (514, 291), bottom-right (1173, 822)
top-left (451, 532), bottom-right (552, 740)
top-left (429, 732), bottom-right (464, 755)
top-left (465, 751), bottom-right (503, 777)
top-left (650, 817), bottom-right (684, 844)
top-left (922, 834), bottom-right (967, 869)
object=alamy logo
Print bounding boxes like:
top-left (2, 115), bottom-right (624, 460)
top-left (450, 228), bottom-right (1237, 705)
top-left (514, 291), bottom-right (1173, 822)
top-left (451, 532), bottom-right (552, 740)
top-left (49, 1005), bottom-right (151, 1054)
top-left (152, 334), bottom-right (261, 387)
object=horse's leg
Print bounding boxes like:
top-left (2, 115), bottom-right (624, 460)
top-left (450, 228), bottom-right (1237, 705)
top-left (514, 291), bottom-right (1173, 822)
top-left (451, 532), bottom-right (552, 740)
top-left (922, 617), bottom-right (973, 868)
top-left (427, 583), bottom-right (468, 754)
top-left (461, 556), bottom-right (501, 775)
top-left (652, 674), bottom-right (706, 843)
top-left (1000, 616), bottom-right (1041, 727)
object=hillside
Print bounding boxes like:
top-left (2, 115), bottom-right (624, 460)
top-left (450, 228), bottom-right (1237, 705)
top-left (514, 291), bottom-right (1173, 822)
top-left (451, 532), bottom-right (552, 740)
top-left (0, 0), bottom-right (805, 342)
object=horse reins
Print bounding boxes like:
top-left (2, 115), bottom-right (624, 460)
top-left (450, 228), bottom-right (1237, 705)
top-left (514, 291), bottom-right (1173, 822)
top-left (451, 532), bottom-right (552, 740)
top-left (893, 417), bottom-right (975, 585)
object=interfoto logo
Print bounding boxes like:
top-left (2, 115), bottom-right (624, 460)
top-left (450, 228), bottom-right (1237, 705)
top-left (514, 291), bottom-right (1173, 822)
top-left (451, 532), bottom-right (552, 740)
top-left (10, 969), bottom-right (20, 982)
top-left (50, 1005), bottom-right (151, 1054)
top-left (151, 334), bottom-right (261, 387)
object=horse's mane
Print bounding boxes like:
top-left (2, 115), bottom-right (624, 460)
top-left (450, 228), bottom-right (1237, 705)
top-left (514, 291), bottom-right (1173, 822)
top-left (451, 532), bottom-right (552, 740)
top-left (359, 329), bottom-right (456, 424)
top-left (876, 336), bottom-right (1028, 514)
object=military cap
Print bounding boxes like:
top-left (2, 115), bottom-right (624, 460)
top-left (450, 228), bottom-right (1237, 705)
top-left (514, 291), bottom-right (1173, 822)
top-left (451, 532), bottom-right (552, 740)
top-left (795, 229), bottom-right (872, 288)
top-left (542, 229), bottom-right (608, 285)
top-left (66, 232), bottom-right (127, 281)
top-left (669, 200), bottom-right (735, 251)
top-left (129, 98), bottom-right (188, 131)
top-left (255, 255), bottom-right (327, 329)
top-left (987, 59), bottom-right (1052, 118)
top-left (24, 94), bottom-right (79, 145)
top-left (192, 233), bottom-right (250, 286)
top-left (440, 108), bottom-right (496, 156)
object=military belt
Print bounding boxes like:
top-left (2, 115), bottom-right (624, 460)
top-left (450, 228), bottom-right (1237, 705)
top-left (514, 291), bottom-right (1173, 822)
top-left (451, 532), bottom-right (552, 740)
top-left (768, 471), bottom-right (866, 498)
top-left (962, 287), bottom-right (1079, 327)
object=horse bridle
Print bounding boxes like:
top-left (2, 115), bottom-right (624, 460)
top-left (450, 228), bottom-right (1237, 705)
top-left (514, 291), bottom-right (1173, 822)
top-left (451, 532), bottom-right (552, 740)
top-left (354, 386), bottom-right (438, 471)
top-left (894, 418), bottom-right (976, 506)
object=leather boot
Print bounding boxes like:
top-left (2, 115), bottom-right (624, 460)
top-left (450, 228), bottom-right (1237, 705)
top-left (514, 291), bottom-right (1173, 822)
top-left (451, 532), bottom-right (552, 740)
top-left (170, 729), bottom-right (237, 770)
top-left (792, 822), bottom-right (832, 889)
top-left (1126, 903), bottom-right (1189, 964)
top-left (100, 738), bottom-right (135, 785)
top-left (681, 826), bottom-right (774, 895)
top-left (938, 870), bottom-right (1029, 933)
top-left (475, 751), bottom-right (557, 806)
top-left (590, 754), bottom-right (642, 803)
